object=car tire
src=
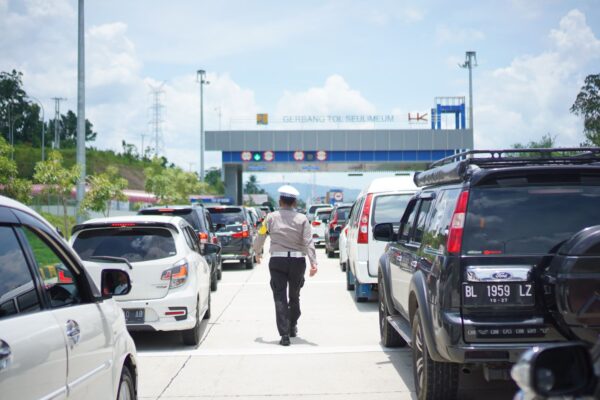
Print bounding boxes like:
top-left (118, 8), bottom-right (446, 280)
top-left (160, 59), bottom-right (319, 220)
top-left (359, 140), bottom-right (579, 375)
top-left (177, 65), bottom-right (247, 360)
top-left (379, 272), bottom-right (406, 348)
top-left (182, 300), bottom-right (201, 346)
top-left (203, 292), bottom-right (211, 320)
top-left (217, 263), bottom-right (222, 280)
top-left (245, 256), bottom-right (255, 269)
top-left (346, 266), bottom-right (355, 291)
top-left (412, 311), bottom-right (458, 400)
top-left (340, 261), bottom-right (346, 272)
top-left (117, 366), bottom-right (136, 400)
top-left (327, 248), bottom-right (335, 258)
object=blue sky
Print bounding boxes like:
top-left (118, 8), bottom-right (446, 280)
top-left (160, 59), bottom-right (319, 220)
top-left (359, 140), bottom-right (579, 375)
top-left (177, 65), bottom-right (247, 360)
top-left (1, 0), bottom-right (599, 190)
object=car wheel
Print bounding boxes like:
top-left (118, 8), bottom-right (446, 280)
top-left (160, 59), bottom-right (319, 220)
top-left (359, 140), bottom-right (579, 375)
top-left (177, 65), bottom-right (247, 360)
top-left (182, 300), bottom-right (201, 346)
top-left (340, 261), bottom-right (347, 272)
top-left (346, 266), bottom-right (355, 291)
top-left (412, 312), bottom-right (458, 400)
top-left (327, 248), bottom-right (335, 258)
top-left (245, 256), bottom-right (255, 269)
top-left (117, 366), bottom-right (135, 400)
top-left (203, 291), bottom-right (211, 320)
top-left (379, 272), bottom-right (406, 347)
top-left (217, 262), bottom-right (222, 280)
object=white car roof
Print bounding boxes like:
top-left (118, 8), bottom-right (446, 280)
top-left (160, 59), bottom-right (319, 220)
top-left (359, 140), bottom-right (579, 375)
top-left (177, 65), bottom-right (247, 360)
top-left (80, 215), bottom-right (185, 226)
top-left (359, 175), bottom-right (417, 196)
top-left (0, 195), bottom-right (55, 231)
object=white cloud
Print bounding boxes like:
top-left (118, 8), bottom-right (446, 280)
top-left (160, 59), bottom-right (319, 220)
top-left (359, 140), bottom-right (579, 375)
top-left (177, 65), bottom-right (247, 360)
top-left (475, 9), bottom-right (600, 149)
top-left (436, 25), bottom-right (485, 45)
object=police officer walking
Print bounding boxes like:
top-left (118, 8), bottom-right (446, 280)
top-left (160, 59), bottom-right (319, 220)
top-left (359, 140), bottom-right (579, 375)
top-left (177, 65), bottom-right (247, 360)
top-left (254, 185), bottom-right (318, 346)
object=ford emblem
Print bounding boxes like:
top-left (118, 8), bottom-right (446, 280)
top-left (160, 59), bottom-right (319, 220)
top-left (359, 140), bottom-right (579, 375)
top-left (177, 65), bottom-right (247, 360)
top-left (492, 271), bottom-right (512, 280)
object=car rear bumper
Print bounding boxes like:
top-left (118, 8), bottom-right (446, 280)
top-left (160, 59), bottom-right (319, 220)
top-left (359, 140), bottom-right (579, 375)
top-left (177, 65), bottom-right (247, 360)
top-left (116, 289), bottom-right (198, 332)
top-left (353, 260), bottom-right (377, 284)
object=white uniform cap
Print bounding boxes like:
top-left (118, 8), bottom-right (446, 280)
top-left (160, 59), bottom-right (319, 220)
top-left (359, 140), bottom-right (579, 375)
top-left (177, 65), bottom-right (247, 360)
top-left (278, 185), bottom-right (300, 199)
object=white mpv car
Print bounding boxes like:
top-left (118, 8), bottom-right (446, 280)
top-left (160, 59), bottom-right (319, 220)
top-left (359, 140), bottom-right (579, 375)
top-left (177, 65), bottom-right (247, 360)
top-left (310, 207), bottom-right (333, 246)
top-left (0, 195), bottom-right (138, 400)
top-left (346, 176), bottom-right (417, 302)
top-left (71, 215), bottom-right (218, 346)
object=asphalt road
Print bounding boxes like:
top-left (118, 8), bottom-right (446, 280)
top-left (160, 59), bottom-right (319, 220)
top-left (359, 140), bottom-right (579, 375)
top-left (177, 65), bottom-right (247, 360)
top-left (133, 240), bottom-right (518, 400)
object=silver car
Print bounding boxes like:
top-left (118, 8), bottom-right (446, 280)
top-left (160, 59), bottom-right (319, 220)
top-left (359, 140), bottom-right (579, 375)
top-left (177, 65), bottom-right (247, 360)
top-left (0, 195), bottom-right (138, 400)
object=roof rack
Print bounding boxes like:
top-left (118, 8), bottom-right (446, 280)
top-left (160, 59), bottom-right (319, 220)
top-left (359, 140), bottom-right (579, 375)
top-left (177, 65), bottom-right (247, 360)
top-left (415, 147), bottom-right (600, 187)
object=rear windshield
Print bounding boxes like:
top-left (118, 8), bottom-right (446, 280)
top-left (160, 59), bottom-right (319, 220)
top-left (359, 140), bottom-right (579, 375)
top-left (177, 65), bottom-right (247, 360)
top-left (73, 228), bottom-right (177, 262)
top-left (139, 209), bottom-right (200, 230)
top-left (309, 205), bottom-right (328, 214)
top-left (316, 209), bottom-right (332, 219)
top-left (372, 194), bottom-right (412, 224)
top-left (336, 207), bottom-right (351, 222)
top-left (207, 208), bottom-right (245, 231)
top-left (463, 185), bottom-right (600, 255)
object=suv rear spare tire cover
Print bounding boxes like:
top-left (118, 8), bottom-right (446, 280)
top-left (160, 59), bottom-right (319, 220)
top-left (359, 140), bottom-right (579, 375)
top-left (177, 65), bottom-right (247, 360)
top-left (547, 225), bottom-right (600, 344)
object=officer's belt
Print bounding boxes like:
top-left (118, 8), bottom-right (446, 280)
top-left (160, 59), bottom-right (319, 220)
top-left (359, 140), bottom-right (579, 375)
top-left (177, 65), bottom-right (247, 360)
top-left (271, 251), bottom-right (305, 258)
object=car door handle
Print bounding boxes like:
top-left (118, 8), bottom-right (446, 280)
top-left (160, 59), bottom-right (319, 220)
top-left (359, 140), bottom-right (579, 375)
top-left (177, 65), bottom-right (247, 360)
top-left (0, 340), bottom-right (12, 371)
top-left (66, 320), bottom-right (81, 348)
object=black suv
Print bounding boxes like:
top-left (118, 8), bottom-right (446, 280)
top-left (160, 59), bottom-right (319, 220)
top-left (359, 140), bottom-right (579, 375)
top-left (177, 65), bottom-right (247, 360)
top-left (138, 205), bottom-right (222, 291)
top-left (374, 149), bottom-right (600, 399)
top-left (206, 206), bottom-right (256, 269)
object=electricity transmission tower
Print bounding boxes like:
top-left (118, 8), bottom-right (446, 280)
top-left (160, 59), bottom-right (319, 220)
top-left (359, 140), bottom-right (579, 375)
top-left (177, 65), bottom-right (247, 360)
top-left (51, 97), bottom-right (67, 148)
top-left (148, 83), bottom-right (165, 158)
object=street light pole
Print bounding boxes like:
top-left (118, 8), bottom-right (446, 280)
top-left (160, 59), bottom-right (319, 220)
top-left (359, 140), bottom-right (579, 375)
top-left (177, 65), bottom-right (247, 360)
top-left (196, 70), bottom-right (209, 181)
top-left (76, 0), bottom-right (86, 223)
top-left (460, 51), bottom-right (477, 131)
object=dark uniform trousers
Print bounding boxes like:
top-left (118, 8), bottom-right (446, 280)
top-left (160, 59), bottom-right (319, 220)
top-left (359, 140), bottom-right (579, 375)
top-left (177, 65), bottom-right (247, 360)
top-left (269, 257), bottom-right (306, 336)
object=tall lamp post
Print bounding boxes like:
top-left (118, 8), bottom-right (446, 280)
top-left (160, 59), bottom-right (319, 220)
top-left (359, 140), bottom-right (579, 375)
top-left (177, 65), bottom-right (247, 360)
top-left (76, 0), bottom-right (86, 223)
top-left (27, 96), bottom-right (46, 161)
top-left (460, 51), bottom-right (477, 131)
top-left (196, 69), bottom-right (209, 181)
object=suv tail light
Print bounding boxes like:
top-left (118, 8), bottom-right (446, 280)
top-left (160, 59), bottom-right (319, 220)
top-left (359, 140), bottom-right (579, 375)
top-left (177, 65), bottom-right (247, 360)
top-left (212, 236), bottom-right (219, 244)
top-left (232, 224), bottom-right (249, 238)
top-left (198, 232), bottom-right (209, 243)
top-left (357, 194), bottom-right (373, 244)
top-left (447, 190), bottom-right (469, 254)
top-left (161, 259), bottom-right (189, 289)
top-left (312, 221), bottom-right (321, 227)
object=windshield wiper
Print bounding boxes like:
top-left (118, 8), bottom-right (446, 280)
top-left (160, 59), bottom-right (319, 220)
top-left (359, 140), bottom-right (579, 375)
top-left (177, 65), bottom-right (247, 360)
top-left (89, 256), bottom-right (133, 270)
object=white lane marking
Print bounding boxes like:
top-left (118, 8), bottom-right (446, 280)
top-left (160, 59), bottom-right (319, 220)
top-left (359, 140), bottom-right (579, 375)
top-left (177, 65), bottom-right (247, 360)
top-left (137, 345), bottom-right (408, 357)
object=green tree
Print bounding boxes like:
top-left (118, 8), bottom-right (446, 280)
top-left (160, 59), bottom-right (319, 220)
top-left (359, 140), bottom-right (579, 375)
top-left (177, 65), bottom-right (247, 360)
top-left (0, 135), bottom-right (31, 203)
top-left (82, 166), bottom-right (128, 217)
top-left (145, 158), bottom-right (208, 204)
top-left (244, 174), bottom-right (265, 194)
top-left (46, 110), bottom-right (97, 147)
top-left (571, 74), bottom-right (600, 146)
top-left (205, 167), bottom-right (225, 194)
top-left (34, 150), bottom-right (80, 236)
top-left (511, 133), bottom-right (556, 149)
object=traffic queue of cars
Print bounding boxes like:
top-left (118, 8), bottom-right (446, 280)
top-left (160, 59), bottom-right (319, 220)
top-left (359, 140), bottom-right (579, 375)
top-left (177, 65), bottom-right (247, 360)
top-left (312, 149), bottom-right (600, 400)
top-left (0, 197), bottom-right (266, 400)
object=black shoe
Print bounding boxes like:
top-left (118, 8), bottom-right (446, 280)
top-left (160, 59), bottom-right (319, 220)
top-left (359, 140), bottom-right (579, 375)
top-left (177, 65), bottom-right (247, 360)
top-left (279, 335), bottom-right (290, 346)
top-left (290, 326), bottom-right (298, 337)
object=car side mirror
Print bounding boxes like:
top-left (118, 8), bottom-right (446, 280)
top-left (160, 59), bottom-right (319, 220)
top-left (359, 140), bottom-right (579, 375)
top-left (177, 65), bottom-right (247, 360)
top-left (511, 343), bottom-right (596, 398)
top-left (373, 223), bottom-right (396, 242)
top-left (201, 243), bottom-right (221, 256)
top-left (101, 269), bottom-right (132, 299)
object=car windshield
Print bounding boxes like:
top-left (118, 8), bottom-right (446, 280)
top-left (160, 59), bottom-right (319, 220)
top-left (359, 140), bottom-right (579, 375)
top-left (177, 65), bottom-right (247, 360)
top-left (207, 208), bottom-right (245, 232)
top-left (336, 207), bottom-right (351, 222)
top-left (139, 208), bottom-right (204, 231)
top-left (372, 194), bottom-right (412, 224)
top-left (316, 209), bottom-right (332, 220)
top-left (72, 227), bottom-right (177, 262)
top-left (308, 205), bottom-right (328, 214)
top-left (463, 184), bottom-right (600, 255)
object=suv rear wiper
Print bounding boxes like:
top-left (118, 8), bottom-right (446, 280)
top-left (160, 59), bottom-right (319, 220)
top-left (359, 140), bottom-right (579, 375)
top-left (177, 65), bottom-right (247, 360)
top-left (89, 256), bottom-right (133, 270)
